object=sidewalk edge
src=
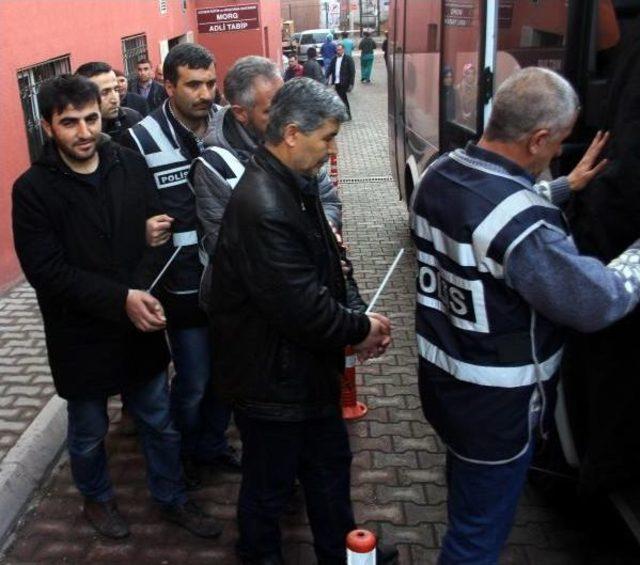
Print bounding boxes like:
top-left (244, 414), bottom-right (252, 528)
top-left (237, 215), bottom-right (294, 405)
top-left (0, 395), bottom-right (67, 544)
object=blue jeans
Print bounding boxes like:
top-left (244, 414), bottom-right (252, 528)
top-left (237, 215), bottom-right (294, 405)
top-left (439, 441), bottom-right (535, 565)
top-left (67, 371), bottom-right (186, 505)
top-left (167, 325), bottom-right (231, 462)
top-left (235, 411), bottom-right (355, 562)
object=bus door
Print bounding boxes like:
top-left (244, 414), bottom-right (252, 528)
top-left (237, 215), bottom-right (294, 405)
top-left (439, 0), bottom-right (495, 153)
top-left (389, 0), bottom-right (407, 197)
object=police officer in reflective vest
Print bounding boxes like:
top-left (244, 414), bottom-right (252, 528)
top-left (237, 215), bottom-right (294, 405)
top-left (411, 67), bottom-right (640, 564)
top-left (120, 43), bottom-right (240, 488)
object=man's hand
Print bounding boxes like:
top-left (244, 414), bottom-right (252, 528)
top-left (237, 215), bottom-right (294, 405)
top-left (145, 214), bottom-right (174, 247)
top-left (126, 289), bottom-right (166, 332)
top-left (567, 130), bottom-right (610, 191)
top-left (353, 312), bottom-right (392, 362)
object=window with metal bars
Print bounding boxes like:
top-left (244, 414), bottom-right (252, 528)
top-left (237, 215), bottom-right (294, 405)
top-left (17, 55), bottom-right (72, 163)
top-left (121, 34), bottom-right (149, 81)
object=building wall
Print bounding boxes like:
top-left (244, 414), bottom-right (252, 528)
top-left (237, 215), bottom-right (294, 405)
top-left (281, 0), bottom-right (321, 33)
top-left (0, 0), bottom-right (280, 290)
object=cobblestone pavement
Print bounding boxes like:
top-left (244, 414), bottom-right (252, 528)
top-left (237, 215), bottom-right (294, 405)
top-left (0, 284), bottom-right (55, 462)
top-left (2, 54), bottom-right (639, 564)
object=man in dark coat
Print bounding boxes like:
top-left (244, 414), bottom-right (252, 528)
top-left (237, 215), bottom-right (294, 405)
top-left (12, 75), bottom-right (222, 541)
top-left (115, 69), bottom-right (150, 117)
top-left (302, 47), bottom-right (325, 83)
top-left (327, 43), bottom-right (355, 120)
top-left (76, 61), bottom-right (143, 143)
top-left (209, 78), bottom-right (396, 564)
top-left (128, 57), bottom-right (167, 110)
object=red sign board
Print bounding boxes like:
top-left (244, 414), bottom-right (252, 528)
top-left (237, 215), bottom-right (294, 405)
top-left (197, 3), bottom-right (260, 34)
top-left (444, 1), bottom-right (475, 28)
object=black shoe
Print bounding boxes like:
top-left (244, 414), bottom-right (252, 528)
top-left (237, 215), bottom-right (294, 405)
top-left (211, 445), bottom-right (242, 473)
top-left (161, 499), bottom-right (223, 538)
top-left (182, 458), bottom-right (202, 491)
top-left (83, 498), bottom-right (130, 539)
top-left (376, 543), bottom-right (399, 564)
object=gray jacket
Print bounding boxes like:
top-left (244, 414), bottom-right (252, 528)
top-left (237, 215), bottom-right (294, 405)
top-left (190, 105), bottom-right (343, 309)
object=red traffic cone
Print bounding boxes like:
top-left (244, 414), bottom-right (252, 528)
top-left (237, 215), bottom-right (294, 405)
top-left (346, 529), bottom-right (377, 564)
top-left (341, 346), bottom-right (368, 420)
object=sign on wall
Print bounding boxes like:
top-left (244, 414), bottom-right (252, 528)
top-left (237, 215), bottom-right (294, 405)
top-left (197, 3), bottom-right (260, 34)
top-left (443, 0), bottom-right (475, 27)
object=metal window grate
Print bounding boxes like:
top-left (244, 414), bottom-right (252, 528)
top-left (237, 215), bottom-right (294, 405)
top-left (17, 55), bottom-right (72, 163)
top-left (122, 34), bottom-right (149, 81)
top-left (159, 0), bottom-right (168, 14)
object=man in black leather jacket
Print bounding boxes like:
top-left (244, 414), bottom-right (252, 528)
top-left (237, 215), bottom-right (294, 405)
top-left (209, 78), bottom-right (394, 564)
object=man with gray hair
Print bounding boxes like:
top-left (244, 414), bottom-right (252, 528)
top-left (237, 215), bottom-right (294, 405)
top-left (412, 66), bottom-right (640, 563)
top-left (208, 78), bottom-right (397, 563)
top-left (189, 56), bottom-right (343, 311)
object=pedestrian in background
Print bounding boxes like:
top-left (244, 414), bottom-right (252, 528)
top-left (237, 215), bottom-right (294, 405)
top-left (114, 69), bottom-right (149, 117)
top-left (341, 30), bottom-right (355, 56)
top-left (128, 57), bottom-right (167, 110)
top-left (327, 43), bottom-right (355, 121)
top-left (359, 30), bottom-right (376, 83)
top-left (412, 67), bottom-right (635, 564)
top-left (76, 62), bottom-right (142, 143)
top-left (302, 47), bottom-right (325, 82)
top-left (207, 77), bottom-right (397, 564)
top-left (320, 33), bottom-right (337, 77)
top-left (283, 54), bottom-right (303, 81)
top-left (121, 43), bottom-right (240, 492)
top-left (12, 74), bottom-right (221, 541)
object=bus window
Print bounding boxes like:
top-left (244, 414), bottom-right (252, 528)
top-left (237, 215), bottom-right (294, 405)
top-left (403, 1), bottom-right (441, 162)
top-left (441, 0), bottom-right (483, 133)
top-left (495, 0), bottom-right (569, 92)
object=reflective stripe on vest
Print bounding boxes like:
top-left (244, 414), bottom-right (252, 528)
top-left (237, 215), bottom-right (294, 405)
top-left (417, 334), bottom-right (562, 388)
top-left (193, 146), bottom-right (246, 190)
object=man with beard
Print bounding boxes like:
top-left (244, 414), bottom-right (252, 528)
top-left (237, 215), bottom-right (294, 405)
top-left (12, 75), bottom-right (221, 540)
top-left (208, 77), bottom-right (397, 564)
top-left (120, 43), bottom-right (240, 490)
top-left (188, 56), bottom-right (346, 313)
top-left (75, 62), bottom-right (143, 143)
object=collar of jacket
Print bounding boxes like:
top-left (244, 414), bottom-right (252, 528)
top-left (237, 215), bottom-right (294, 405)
top-left (255, 146), bottom-right (319, 197)
top-left (465, 141), bottom-right (536, 184)
top-left (164, 100), bottom-right (218, 159)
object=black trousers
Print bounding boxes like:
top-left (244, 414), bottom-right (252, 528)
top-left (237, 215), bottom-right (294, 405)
top-left (235, 410), bottom-right (355, 563)
top-left (335, 84), bottom-right (351, 118)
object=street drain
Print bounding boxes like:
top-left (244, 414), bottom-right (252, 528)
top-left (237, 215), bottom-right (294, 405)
top-left (339, 175), bottom-right (394, 184)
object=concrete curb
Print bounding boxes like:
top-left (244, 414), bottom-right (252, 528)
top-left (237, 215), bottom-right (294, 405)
top-left (0, 395), bottom-right (67, 543)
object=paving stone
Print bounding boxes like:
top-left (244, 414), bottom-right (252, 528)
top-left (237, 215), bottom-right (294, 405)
top-left (373, 451), bottom-right (418, 469)
top-left (353, 501), bottom-right (405, 525)
top-left (376, 484), bottom-right (426, 504)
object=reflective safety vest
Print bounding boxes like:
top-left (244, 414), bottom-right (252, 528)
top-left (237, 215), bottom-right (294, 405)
top-left (189, 145), bottom-right (246, 312)
top-left (128, 103), bottom-right (200, 295)
top-left (411, 145), bottom-right (568, 464)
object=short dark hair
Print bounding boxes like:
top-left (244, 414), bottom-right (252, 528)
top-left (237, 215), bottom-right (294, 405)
top-left (137, 57), bottom-right (151, 66)
top-left (307, 47), bottom-right (317, 59)
top-left (37, 74), bottom-right (101, 123)
top-left (342, 31), bottom-right (349, 39)
top-left (163, 43), bottom-right (215, 85)
top-left (75, 61), bottom-right (113, 78)
top-left (113, 69), bottom-right (125, 78)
